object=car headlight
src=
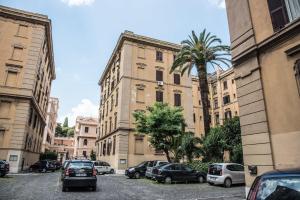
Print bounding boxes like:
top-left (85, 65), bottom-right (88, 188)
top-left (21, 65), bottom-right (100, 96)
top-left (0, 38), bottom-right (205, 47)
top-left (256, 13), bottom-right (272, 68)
top-left (128, 168), bottom-right (135, 172)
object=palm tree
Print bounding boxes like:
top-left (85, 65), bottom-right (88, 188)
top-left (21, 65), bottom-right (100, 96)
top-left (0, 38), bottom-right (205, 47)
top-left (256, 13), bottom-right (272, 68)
top-left (170, 29), bottom-right (230, 135)
top-left (180, 132), bottom-right (202, 163)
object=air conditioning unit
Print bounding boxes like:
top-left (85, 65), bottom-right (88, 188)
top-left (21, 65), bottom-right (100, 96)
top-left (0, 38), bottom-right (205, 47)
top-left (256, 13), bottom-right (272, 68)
top-left (157, 81), bottom-right (164, 86)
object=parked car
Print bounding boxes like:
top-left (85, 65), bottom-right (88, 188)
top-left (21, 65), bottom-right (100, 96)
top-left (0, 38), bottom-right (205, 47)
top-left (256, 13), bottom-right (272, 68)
top-left (61, 160), bottom-right (97, 192)
top-left (145, 160), bottom-right (169, 179)
top-left (29, 160), bottom-right (56, 173)
top-left (247, 168), bottom-right (300, 200)
top-left (152, 163), bottom-right (207, 184)
top-left (0, 160), bottom-right (9, 177)
top-left (51, 161), bottom-right (62, 170)
top-left (125, 161), bottom-right (152, 179)
top-left (92, 161), bottom-right (114, 174)
top-left (207, 163), bottom-right (245, 188)
top-left (61, 160), bottom-right (71, 181)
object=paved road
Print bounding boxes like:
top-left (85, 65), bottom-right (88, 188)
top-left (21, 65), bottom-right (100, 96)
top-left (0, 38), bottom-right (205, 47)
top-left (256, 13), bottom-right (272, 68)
top-left (0, 172), bottom-right (245, 200)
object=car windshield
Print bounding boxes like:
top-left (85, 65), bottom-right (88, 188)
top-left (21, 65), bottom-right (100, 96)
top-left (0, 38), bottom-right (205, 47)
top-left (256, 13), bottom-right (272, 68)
top-left (256, 176), bottom-right (300, 200)
top-left (68, 162), bottom-right (93, 169)
top-left (208, 164), bottom-right (222, 175)
top-left (137, 162), bottom-right (146, 167)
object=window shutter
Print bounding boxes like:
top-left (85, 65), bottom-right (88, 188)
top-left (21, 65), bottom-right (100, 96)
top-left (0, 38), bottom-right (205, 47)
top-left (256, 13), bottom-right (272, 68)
top-left (267, 0), bottom-right (289, 31)
top-left (174, 93), bottom-right (181, 106)
top-left (174, 74), bottom-right (180, 84)
top-left (156, 91), bottom-right (163, 102)
top-left (156, 70), bottom-right (163, 81)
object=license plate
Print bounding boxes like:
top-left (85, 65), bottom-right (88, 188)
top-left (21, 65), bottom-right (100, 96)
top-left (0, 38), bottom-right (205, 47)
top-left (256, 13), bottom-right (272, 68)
top-left (76, 173), bottom-right (87, 177)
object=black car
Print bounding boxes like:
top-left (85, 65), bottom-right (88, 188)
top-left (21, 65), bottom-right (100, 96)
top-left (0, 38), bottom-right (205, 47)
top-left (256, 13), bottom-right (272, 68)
top-left (0, 160), bottom-right (9, 177)
top-left (52, 161), bottom-right (62, 170)
top-left (61, 160), bottom-right (71, 181)
top-left (152, 163), bottom-right (207, 184)
top-left (247, 168), bottom-right (300, 200)
top-left (29, 160), bottom-right (56, 172)
top-left (125, 161), bottom-right (152, 179)
top-left (62, 160), bottom-right (97, 192)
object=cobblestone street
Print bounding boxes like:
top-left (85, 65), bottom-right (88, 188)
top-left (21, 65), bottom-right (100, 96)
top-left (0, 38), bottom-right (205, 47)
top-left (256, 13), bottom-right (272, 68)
top-left (0, 172), bottom-right (245, 200)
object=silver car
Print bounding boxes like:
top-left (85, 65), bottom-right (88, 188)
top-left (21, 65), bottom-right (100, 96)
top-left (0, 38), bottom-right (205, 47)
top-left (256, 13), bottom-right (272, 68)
top-left (92, 161), bottom-right (114, 175)
top-left (145, 160), bottom-right (169, 179)
top-left (206, 163), bottom-right (245, 188)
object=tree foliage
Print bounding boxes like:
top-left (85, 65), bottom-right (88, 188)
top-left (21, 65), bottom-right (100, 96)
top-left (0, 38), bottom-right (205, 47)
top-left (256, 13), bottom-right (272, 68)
top-left (170, 29), bottom-right (231, 135)
top-left (200, 117), bottom-right (243, 164)
top-left (133, 103), bottom-right (185, 162)
top-left (90, 150), bottom-right (96, 161)
top-left (180, 132), bottom-right (202, 163)
top-left (40, 151), bottom-right (58, 161)
top-left (63, 117), bottom-right (69, 128)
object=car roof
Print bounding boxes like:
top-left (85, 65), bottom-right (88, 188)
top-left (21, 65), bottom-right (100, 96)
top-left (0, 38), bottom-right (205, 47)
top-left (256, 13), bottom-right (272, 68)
top-left (261, 168), bottom-right (300, 178)
top-left (69, 160), bottom-right (92, 162)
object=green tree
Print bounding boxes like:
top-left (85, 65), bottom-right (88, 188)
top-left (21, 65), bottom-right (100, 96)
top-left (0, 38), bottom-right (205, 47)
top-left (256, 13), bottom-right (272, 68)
top-left (222, 117), bottom-right (243, 164)
top-left (40, 151), bottom-right (58, 161)
top-left (133, 103), bottom-right (185, 162)
top-left (200, 126), bottom-right (226, 162)
top-left (67, 127), bottom-right (75, 137)
top-left (63, 117), bottom-right (69, 128)
top-left (170, 30), bottom-right (230, 135)
top-left (180, 132), bottom-right (202, 163)
top-left (90, 150), bottom-right (96, 161)
top-left (55, 123), bottom-right (63, 137)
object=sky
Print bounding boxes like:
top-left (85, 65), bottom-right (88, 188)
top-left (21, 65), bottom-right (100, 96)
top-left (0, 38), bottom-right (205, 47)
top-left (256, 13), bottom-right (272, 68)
top-left (1, 0), bottom-right (229, 126)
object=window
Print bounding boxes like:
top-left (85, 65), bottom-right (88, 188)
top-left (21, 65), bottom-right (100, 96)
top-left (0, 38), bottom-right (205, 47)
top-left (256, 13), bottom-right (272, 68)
top-left (12, 47), bottom-right (23, 61)
top-left (138, 47), bottom-right (145, 58)
top-left (193, 113), bottom-right (196, 123)
top-left (83, 151), bottom-right (87, 157)
top-left (83, 139), bottom-right (88, 146)
top-left (213, 85), bottom-right (217, 95)
top-left (156, 51), bottom-right (163, 61)
top-left (0, 101), bottom-right (11, 118)
top-left (113, 136), bottom-right (116, 155)
top-left (5, 71), bottom-right (18, 87)
top-left (103, 141), bottom-right (106, 155)
top-left (105, 121), bottom-right (107, 134)
top-left (9, 155), bottom-right (18, 161)
top-left (223, 95), bottom-right (230, 105)
top-left (156, 70), bottom-right (163, 81)
top-left (115, 89), bottom-right (119, 106)
top-left (110, 96), bottom-right (114, 111)
top-left (17, 25), bottom-right (28, 37)
top-left (84, 127), bottom-right (89, 133)
top-left (135, 136), bottom-right (144, 155)
top-left (223, 81), bottom-right (228, 90)
top-left (232, 79), bottom-right (234, 84)
top-left (111, 80), bottom-right (115, 91)
top-left (114, 113), bottom-right (117, 129)
top-left (199, 100), bottom-right (201, 105)
top-left (215, 113), bottom-right (220, 125)
top-left (174, 93), bottom-right (181, 106)
top-left (295, 60), bottom-right (300, 95)
top-left (117, 68), bottom-right (120, 82)
top-left (156, 91), bottom-right (163, 102)
top-left (174, 74), bottom-right (180, 85)
top-left (225, 110), bottom-right (232, 120)
top-left (109, 117), bottom-right (112, 133)
top-left (213, 98), bottom-right (218, 109)
top-left (136, 88), bottom-right (145, 103)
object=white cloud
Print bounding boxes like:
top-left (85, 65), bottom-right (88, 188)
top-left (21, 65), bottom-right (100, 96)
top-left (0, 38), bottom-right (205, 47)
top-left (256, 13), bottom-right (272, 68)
top-left (61, 0), bottom-right (95, 6)
top-left (208, 0), bottom-right (226, 9)
top-left (59, 99), bottom-right (98, 126)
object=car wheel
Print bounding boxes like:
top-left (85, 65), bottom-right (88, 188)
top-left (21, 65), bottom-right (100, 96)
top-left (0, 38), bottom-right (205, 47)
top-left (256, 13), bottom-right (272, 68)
top-left (164, 176), bottom-right (172, 184)
top-left (134, 172), bottom-right (140, 179)
top-left (224, 178), bottom-right (232, 188)
top-left (62, 186), bottom-right (67, 192)
top-left (92, 186), bottom-right (96, 191)
top-left (0, 172), bottom-right (5, 177)
top-left (110, 169), bottom-right (114, 174)
top-left (198, 176), bottom-right (205, 183)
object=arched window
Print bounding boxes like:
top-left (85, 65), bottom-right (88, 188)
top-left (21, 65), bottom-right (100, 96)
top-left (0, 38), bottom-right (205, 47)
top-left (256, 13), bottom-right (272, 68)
top-left (83, 139), bottom-right (88, 146)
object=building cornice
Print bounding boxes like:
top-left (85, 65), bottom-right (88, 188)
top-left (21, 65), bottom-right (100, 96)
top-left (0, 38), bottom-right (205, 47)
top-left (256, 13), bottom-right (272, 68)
top-left (0, 5), bottom-right (56, 80)
top-left (232, 18), bottom-right (300, 66)
top-left (98, 31), bottom-right (181, 85)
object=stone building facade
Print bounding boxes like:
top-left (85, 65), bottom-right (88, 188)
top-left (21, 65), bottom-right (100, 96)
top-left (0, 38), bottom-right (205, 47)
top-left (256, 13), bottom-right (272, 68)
top-left (225, 0), bottom-right (300, 194)
top-left (50, 136), bottom-right (74, 163)
top-left (0, 6), bottom-right (55, 172)
top-left (96, 31), bottom-right (239, 171)
top-left (41, 97), bottom-right (59, 152)
top-left (73, 117), bottom-right (97, 159)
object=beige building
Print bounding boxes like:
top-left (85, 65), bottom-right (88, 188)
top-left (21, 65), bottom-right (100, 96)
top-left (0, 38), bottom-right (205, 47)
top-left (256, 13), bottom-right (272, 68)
top-left (41, 97), bottom-right (59, 152)
top-left (0, 6), bottom-right (55, 172)
top-left (96, 31), bottom-right (239, 171)
top-left (50, 136), bottom-right (74, 163)
top-left (225, 0), bottom-right (300, 194)
top-left (74, 117), bottom-right (97, 159)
